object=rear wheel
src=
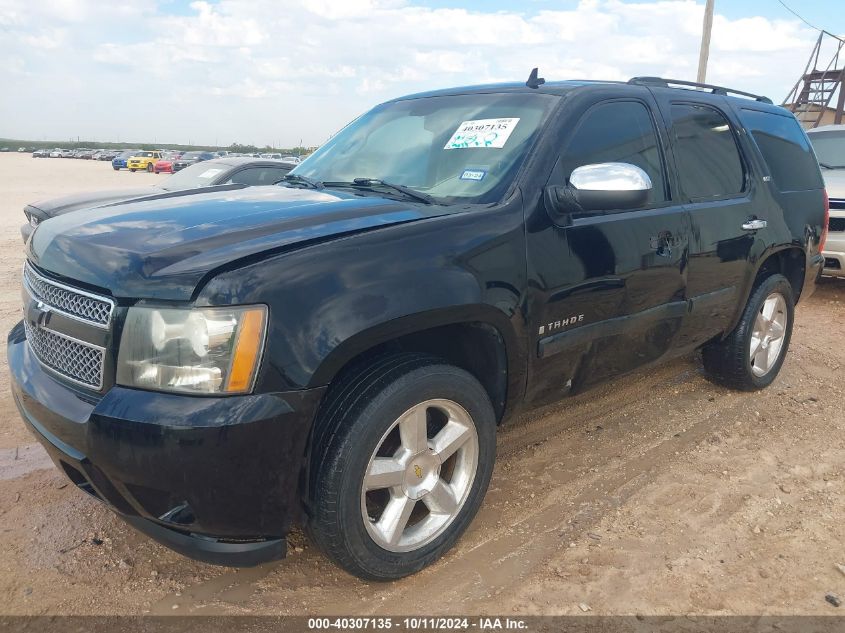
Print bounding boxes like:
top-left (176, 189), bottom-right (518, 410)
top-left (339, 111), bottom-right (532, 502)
top-left (146, 163), bottom-right (154, 173)
top-left (308, 354), bottom-right (496, 580)
top-left (129, 168), bottom-right (136, 172)
top-left (702, 273), bottom-right (794, 391)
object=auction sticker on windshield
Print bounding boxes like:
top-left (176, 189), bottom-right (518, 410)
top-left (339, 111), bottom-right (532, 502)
top-left (444, 118), bottom-right (520, 149)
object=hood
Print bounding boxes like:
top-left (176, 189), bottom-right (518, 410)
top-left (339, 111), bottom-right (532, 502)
top-left (29, 188), bottom-right (159, 217)
top-left (28, 186), bottom-right (447, 301)
top-left (822, 168), bottom-right (845, 200)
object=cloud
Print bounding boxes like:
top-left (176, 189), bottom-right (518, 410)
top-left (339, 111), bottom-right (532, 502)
top-left (0, 0), bottom-right (822, 147)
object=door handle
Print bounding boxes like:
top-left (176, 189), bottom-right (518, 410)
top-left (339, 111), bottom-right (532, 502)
top-left (741, 219), bottom-right (767, 231)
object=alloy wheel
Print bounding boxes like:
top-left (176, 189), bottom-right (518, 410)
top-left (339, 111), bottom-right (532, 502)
top-left (360, 399), bottom-right (479, 552)
top-left (749, 291), bottom-right (787, 377)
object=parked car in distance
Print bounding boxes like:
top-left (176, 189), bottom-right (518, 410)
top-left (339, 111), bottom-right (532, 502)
top-left (10, 75), bottom-right (826, 580)
top-left (260, 152), bottom-right (283, 160)
top-left (112, 150), bottom-right (140, 170)
top-left (127, 150), bottom-right (164, 172)
top-left (807, 124), bottom-right (845, 278)
top-left (279, 155), bottom-right (301, 164)
top-left (20, 157), bottom-right (294, 242)
top-left (153, 151), bottom-right (182, 174)
top-left (172, 151), bottom-right (215, 172)
top-left (32, 149), bottom-right (49, 158)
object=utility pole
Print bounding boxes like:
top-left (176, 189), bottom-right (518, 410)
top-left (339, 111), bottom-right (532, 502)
top-left (697, 0), bottom-right (715, 84)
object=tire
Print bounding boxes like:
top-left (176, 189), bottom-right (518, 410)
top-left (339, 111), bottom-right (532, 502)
top-left (308, 353), bottom-right (496, 581)
top-left (113, 166), bottom-right (119, 171)
top-left (702, 273), bottom-right (794, 391)
top-left (129, 168), bottom-right (136, 172)
top-left (146, 163), bottom-right (154, 173)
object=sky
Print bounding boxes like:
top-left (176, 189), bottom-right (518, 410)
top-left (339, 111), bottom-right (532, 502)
top-left (0, 0), bottom-right (843, 148)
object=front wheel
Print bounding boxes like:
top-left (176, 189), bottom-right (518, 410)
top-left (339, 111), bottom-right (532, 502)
top-left (129, 168), bottom-right (136, 172)
top-left (308, 354), bottom-right (496, 580)
top-left (702, 273), bottom-right (794, 391)
top-left (112, 166), bottom-right (119, 171)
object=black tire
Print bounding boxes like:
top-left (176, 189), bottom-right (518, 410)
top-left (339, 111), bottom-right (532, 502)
top-left (308, 353), bottom-right (496, 581)
top-left (146, 163), bottom-right (154, 173)
top-left (702, 273), bottom-right (794, 391)
top-left (129, 168), bottom-right (136, 172)
top-left (112, 166), bottom-right (119, 171)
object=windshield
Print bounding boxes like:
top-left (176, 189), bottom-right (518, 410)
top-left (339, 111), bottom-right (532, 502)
top-left (159, 161), bottom-right (226, 191)
top-left (291, 92), bottom-right (557, 204)
top-left (808, 130), bottom-right (845, 168)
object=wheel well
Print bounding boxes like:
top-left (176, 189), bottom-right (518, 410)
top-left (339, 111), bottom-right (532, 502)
top-left (753, 248), bottom-right (806, 303)
top-left (322, 322), bottom-right (509, 424)
top-left (299, 322), bottom-right (509, 511)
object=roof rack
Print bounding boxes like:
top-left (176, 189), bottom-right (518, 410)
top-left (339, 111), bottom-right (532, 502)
top-left (628, 77), bottom-right (773, 104)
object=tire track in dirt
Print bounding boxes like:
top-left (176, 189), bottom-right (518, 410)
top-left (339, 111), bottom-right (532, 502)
top-left (313, 379), bottom-right (744, 614)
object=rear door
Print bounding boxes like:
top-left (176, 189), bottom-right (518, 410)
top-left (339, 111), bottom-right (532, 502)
top-left (652, 93), bottom-right (763, 346)
top-left (525, 92), bottom-right (692, 405)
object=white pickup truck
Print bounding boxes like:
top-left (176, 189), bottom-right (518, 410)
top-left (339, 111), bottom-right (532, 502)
top-left (808, 125), bottom-right (845, 278)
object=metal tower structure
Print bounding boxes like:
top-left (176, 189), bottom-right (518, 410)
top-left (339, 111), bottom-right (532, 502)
top-left (783, 31), bottom-right (845, 129)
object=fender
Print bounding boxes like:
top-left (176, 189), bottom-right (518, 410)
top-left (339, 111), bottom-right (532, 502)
top-left (196, 196), bottom-right (530, 407)
top-left (723, 241), bottom-right (808, 338)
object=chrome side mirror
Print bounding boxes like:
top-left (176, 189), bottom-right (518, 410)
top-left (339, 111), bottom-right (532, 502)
top-left (568, 162), bottom-right (652, 211)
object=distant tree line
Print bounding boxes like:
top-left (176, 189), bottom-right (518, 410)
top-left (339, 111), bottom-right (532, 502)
top-left (0, 138), bottom-right (317, 155)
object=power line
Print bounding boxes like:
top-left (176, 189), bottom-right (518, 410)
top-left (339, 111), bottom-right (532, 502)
top-left (776, 0), bottom-right (845, 43)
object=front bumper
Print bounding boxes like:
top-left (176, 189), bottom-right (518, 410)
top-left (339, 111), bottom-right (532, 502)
top-left (8, 321), bottom-right (325, 566)
top-left (822, 228), bottom-right (845, 278)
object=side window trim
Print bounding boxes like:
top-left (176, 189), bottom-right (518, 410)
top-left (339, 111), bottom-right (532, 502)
top-left (553, 97), bottom-right (674, 215)
top-left (669, 100), bottom-right (751, 204)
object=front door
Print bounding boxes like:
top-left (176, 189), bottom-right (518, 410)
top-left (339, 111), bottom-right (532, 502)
top-left (525, 94), bottom-right (691, 407)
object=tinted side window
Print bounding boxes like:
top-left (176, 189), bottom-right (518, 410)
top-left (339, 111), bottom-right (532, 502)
top-left (228, 167), bottom-right (291, 185)
top-left (740, 109), bottom-right (824, 192)
top-left (670, 104), bottom-right (744, 200)
top-left (559, 101), bottom-right (667, 204)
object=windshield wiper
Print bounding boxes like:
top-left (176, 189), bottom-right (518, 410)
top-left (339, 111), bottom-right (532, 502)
top-left (327, 178), bottom-right (434, 204)
top-left (280, 173), bottom-right (324, 189)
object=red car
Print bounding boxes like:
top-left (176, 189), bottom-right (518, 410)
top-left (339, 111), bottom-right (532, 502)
top-left (153, 151), bottom-right (182, 174)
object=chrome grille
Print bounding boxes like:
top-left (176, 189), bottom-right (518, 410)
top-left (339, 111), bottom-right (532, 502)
top-left (23, 263), bottom-right (113, 327)
top-left (23, 320), bottom-right (104, 389)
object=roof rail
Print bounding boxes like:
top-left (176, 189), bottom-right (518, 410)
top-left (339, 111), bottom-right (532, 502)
top-left (628, 76), bottom-right (773, 104)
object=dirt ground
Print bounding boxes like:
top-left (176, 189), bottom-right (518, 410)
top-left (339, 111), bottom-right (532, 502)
top-left (0, 153), bottom-right (843, 616)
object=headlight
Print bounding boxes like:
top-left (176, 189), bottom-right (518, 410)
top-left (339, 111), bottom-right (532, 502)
top-left (27, 213), bottom-right (40, 228)
top-left (117, 305), bottom-right (267, 395)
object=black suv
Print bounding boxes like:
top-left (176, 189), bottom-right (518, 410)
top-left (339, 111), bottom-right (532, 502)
top-left (9, 75), bottom-right (828, 581)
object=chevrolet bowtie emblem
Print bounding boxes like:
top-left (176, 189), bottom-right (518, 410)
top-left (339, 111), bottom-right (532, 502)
top-left (33, 301), bottom-right (51, 327)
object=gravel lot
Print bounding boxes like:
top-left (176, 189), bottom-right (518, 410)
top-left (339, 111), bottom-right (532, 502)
top-left (0, 153), bottom-right (843, 616)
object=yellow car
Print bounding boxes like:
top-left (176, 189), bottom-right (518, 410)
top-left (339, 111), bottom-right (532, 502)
top-left (126, 150), bottom-right (163, 172)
